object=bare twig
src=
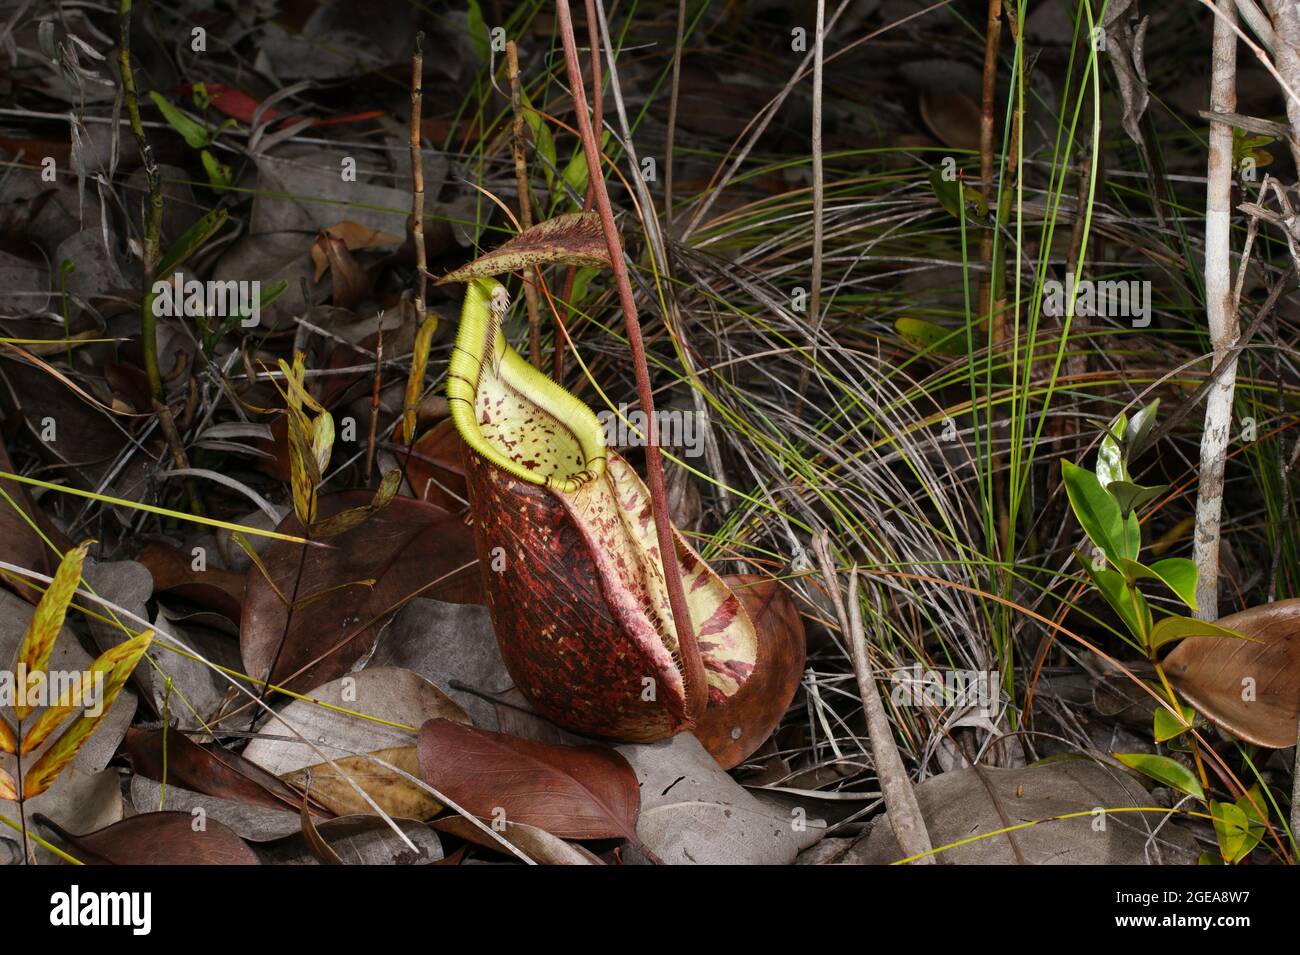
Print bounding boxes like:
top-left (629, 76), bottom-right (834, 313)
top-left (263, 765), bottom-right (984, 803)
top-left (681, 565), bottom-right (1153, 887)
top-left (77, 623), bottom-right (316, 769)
top-left (506, 41), bottom-right (543, 367)
top-left (794, 0), bottom-right (827, 409)
top-left (401, 33), bottom-right (436, 445)
top-left (365, 322), bottom-right (383, 483)
top-left (117, 0), bottom-right (162, 401)
top-left (553, 0), bottom-right (604, 382)
top-left (978, 0), bottom-right (1002, 339)
top-left (813, 534), bottom-right (934, 863)
top-left (664, 0), bottom-right (687, 231)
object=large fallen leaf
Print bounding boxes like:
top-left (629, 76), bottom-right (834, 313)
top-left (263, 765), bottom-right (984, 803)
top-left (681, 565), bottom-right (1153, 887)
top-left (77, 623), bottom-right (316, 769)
top-left (417, 718), bottom-right (640, 841)
top-left (855, 760), bottom-right (1197, 864)
top-left (284, 747), bottom-right (437, 819)
top-left (243, 667), bottom-right (468, 819)
top-left (616, 733), bottom-right (814, 865)
top-left (35, 810), bottom-right (259, 864)
top-left (130, 775), bottom-right (301, 843)
top-left (135, 541), bottom-right (245, 623)
top-left (123, 727), bottom-right (313, 815)
top-left (1163, 599), bottom-right (1300, 748)
top-left (240, 493), bottom-right (481, 693)
top-left (369, 600), bottom-right (513, 730)
top-left (243, 667), bottom-right (468, 774)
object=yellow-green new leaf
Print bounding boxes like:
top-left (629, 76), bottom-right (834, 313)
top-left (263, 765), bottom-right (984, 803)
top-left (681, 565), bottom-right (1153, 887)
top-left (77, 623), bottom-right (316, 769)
top-left (14, 541), bottom-right (90, 719)
top-left (309, 468), bottom-right (400, 539)
top-left (20, 630), bottom-right (153, 761)
top-left (283, 410), bottom-right (321, 526)
top-left (0, 766), bottom-right (16, 801)
top-left (1153, 700), bottom-right (1196, 743)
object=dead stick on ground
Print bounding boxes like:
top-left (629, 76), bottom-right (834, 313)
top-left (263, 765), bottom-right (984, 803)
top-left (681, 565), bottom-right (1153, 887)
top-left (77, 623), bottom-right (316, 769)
top-left (556, 0), bottom-right (707, 724)
top-left (506, 41), bottom-right (544, 368)
top-left (813, 533), bottom-right (934, 863)
top-left (402, 33), bottom-right (436, 445)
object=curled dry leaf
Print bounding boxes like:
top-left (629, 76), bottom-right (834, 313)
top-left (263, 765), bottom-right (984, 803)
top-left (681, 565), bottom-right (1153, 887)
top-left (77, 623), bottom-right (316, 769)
top-left (285, 747), bottom-right (437, 819)
top-left (35, 810), bottom-right (260, 865)
top-left (309, 219), bottom-right (403, 281)
top-left (265, 814), bottom-right (443, 865)
top-left (240, 492), bottom-right (482, 693)
top-left (417, 717), bottom-right (640, 841)
top-left (1163, 599), bottom-right (1300, 748)
top-left (311, 230), bottom-right (369, 308)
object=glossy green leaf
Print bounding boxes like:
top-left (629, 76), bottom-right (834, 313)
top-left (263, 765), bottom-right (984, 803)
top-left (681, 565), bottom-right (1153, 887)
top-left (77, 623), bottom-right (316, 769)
top-left (1113, 752), bottom-right (1204, 801)
top-left (1149, 614), bottom-right (1255, 652)
top-left (1125, 398), bottom-right (1160, 450)
top-left (1106, 480), bottom-right (1169, 519)
top-left (928, 167), bottom-right (987, 221)
top-left (200, 149), bottom-right (231, 191)
top-left (1062, 460), bottom-right (1138, 563)
top-left (1153, 700), bottom-right (1196, 742)
top-left (1210, 801), bottom-right (1253, 863)
top-left (1118, 557), bottom-right (1198, 611)
top-left (1097, 413), bottom-right (1128, 488)
top-left (1078, 551), bottom-right (1148, 642)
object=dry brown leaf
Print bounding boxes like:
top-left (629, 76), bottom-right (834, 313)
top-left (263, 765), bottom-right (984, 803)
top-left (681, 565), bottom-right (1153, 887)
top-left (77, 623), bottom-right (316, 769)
top-left (284, 746), bottom-right (441, 819)
top-left (1163, 599), bottom-right (1300, 748)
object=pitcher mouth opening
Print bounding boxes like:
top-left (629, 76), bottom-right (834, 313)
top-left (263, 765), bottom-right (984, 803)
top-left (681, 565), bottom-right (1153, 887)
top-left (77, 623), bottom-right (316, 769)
top-left (448, 278), bottom-right (607, 494)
